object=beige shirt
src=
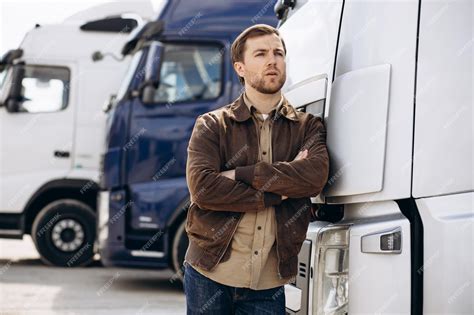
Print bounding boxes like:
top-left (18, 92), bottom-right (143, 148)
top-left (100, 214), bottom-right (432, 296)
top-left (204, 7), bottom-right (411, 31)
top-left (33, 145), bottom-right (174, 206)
top-left (190, 92), bottom-right (294, 290)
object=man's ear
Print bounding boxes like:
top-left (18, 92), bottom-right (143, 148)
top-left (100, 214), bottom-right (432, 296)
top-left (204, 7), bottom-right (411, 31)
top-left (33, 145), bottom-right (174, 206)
top-left (233, 61), bottom-right (245, 78)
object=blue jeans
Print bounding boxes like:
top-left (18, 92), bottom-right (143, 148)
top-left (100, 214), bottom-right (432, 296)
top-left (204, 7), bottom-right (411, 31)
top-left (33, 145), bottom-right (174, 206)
top-left (183, 261), bottom-right (286, 314)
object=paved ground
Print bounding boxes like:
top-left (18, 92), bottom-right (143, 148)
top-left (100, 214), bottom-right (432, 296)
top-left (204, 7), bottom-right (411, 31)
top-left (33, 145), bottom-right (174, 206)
top-left (0, 236), bottom-right (186, 315)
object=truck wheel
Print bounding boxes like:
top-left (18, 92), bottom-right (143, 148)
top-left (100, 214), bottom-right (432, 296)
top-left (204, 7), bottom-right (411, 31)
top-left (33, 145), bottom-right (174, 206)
top-left (171, 219), bottom-right (188, 283)
top-left (31, 199), bottom-right (96, 267)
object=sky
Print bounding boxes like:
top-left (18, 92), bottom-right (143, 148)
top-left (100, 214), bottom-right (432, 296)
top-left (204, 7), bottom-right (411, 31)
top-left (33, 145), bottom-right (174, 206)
top-left (0, 0), bottom-right (164, 56)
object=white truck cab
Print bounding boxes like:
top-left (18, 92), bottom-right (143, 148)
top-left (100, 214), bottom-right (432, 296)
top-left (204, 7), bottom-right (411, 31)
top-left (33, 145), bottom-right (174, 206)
top-left (275, 0), bottom-right (473, 314)
top-left (0, 1), bottom-right (160, 266)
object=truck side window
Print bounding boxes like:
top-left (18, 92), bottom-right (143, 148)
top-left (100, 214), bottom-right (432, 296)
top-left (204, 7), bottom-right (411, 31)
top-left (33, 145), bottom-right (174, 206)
top-left (18, 65), bottom-right (70, 113)
top-left (154, 44), bottom-right (222, 103)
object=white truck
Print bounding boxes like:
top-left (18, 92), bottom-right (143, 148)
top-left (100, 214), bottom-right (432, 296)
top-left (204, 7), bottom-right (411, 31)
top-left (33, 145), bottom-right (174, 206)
top-left (0, 1), bottom-right (159, 266)
top-left (275, 0), bottom-right (473, 314)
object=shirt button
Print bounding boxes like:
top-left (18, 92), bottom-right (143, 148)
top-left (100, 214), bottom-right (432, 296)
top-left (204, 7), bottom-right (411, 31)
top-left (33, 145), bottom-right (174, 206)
top-left (257, 226), bottom-right (262, 230)
top-left (254, 250), bottom-right (258, 255)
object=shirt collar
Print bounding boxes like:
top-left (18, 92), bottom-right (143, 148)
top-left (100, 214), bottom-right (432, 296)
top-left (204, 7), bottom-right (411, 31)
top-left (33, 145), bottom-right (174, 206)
top-left (229, 92), bottom-right (298, 122)
top-left (243, 92), bottom-right (284, 119)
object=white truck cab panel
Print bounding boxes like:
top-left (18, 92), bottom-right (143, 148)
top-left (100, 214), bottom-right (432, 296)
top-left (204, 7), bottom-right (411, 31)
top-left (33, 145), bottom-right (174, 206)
top-left (417, 192), bottom-right (473, 314)
top-left (326, 0), bottom-right (418, 204)
top-left (414, 2), bottom-right (474, 311)
top-left (413, 0), bottom-right (473, 198)
top-left (279, 0), bottom-right (473, 314)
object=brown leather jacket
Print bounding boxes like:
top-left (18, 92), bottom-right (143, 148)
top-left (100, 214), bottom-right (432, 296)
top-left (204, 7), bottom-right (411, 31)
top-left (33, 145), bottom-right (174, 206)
top-left (184, 93), bottom-right (330, 278)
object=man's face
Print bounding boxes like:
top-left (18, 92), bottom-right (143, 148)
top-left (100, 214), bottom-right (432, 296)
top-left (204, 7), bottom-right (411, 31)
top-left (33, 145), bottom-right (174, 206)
top-left (234, 34), bottom-right (286, 94)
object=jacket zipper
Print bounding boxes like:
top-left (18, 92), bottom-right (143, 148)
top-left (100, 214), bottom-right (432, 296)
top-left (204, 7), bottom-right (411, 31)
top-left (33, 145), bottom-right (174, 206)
top-left (275, 214), bottom-right (282, 279)
top-left (253, 117), bottom-right (261, 161)
top-left (215, 214), bottom-right (243, 266)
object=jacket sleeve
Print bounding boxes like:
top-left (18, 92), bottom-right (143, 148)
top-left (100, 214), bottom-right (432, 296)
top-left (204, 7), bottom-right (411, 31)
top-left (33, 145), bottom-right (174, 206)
top-left (235, 115), bottom-right (330, 198)
top-left (186, 113), bottom-right (282, 212)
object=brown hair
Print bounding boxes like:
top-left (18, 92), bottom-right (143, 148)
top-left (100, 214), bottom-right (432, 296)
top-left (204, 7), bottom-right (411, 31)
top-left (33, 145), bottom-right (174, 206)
top-left (231, 24), bottom-right (287, 85)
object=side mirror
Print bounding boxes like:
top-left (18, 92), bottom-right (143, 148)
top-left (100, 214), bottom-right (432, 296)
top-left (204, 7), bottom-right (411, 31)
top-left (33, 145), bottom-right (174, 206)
top-left (5, 64), bottom-right (25, 113)
top-left (142, 84), bottom-right (157, 104)
top-left (140, 41), bottom-right (164, 105)
top-left (0, 49), bottom-right (23, 72)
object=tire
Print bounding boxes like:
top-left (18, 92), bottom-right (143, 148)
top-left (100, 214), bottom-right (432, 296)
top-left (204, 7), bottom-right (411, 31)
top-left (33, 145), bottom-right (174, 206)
top-left (171, 219), bottom-right (189, 283)
top-left (31, 199), bottom-right (96, 267)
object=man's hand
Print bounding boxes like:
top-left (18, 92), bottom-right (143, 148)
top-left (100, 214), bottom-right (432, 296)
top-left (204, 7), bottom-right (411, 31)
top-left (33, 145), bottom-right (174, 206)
top-left (220, 169), bottom-right (235, 180)
top-left (293, 149), bottom-right (308, 161)
top-left (281, 149), bottom-right (308, 200)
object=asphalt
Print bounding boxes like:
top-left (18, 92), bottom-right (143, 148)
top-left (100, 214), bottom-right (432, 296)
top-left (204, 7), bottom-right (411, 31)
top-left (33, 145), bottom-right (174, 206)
top-left (0, 236), bottom-right (186, 315)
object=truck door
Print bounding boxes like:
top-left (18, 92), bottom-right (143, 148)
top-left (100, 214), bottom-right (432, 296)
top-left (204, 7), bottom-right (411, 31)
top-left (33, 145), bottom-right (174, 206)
top-left (414, 0), bottom-right (473, 313)
top-left (0, 62), bottom-right (76, 212)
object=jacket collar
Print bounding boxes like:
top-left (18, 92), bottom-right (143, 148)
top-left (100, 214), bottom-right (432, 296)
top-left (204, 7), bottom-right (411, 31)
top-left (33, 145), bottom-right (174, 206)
top-left (229, 92), bottom-right (299, 122)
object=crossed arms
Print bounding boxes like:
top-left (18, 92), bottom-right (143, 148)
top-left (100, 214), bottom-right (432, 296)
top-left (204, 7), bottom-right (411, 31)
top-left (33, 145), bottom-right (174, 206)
top-left (185, 113), bottom-right (330, 212)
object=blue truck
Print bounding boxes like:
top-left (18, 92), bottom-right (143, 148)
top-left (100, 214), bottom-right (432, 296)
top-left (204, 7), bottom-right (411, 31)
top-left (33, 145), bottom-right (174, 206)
top-left (97, 0), bottom-right (278, 280)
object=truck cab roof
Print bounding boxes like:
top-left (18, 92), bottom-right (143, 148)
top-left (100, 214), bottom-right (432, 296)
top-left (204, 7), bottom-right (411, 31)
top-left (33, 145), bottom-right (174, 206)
top-left (16, 1), bottom-right (159, 63)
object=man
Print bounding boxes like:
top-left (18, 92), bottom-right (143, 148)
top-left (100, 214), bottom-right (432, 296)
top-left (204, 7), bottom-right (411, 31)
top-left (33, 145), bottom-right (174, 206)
top-left (183, 24), bottom-right (330, 314)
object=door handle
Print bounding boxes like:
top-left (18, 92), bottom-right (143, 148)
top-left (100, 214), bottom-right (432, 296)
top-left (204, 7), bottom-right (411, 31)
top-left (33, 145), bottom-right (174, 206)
top-left (361, 227), bottom-right (402, 254)
top-left (54, 151), bottom-right (70, 158)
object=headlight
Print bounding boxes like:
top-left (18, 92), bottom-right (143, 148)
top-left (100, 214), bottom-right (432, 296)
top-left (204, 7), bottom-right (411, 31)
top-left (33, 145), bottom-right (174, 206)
top-left (314, 225), bottom-right (350, 315)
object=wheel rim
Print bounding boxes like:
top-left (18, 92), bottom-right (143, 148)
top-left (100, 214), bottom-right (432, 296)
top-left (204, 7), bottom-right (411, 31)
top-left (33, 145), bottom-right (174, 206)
top-left (51, 218), bottom-right (85, 252)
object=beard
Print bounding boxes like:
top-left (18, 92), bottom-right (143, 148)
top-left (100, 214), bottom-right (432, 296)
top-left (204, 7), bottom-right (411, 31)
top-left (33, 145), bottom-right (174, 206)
top-left (248, 72), bottom-right (286, 94)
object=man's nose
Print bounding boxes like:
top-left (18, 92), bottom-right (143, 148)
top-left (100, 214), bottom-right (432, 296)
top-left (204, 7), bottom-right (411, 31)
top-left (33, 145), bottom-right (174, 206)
top-left (266, 53), bottom-right (277, 66)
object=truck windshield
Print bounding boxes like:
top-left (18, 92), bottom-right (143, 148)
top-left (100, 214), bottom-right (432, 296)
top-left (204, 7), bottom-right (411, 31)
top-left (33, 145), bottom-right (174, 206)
top-left (153, 43), bottom-right (223, 103)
